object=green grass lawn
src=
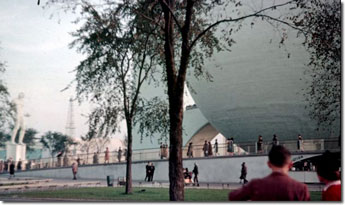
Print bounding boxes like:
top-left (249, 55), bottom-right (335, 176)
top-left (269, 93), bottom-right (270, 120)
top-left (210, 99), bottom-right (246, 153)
top-left (0, 187), bottom-right (322, 202)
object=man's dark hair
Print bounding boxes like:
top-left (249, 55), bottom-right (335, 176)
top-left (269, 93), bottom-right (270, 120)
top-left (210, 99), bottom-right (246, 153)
top-left (316, 151), bottom-right (340, 181)
top-left (268, 145), bottom-right (291, 167)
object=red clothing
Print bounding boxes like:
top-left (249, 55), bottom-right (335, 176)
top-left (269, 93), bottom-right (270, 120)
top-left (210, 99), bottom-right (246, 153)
top-left (229, 172), bottom-right (310, 201)
top-left (322, 180), bottom-right (341, 201)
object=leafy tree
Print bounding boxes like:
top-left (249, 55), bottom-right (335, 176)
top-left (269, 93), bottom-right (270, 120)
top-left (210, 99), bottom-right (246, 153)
top-left (22, 128), bottom-right (39, 151)
top-left (40, 131), bottom-right (76, 158)
top-left (62, 2), bottom-right (169, 194)
top-left (0, 45), bottom-right (14, 133)
top-left (293, 0), bottom-right (340, 128)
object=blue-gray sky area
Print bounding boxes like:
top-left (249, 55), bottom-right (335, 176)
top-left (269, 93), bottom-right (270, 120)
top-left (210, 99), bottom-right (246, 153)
top-left (0, 0), bottom-right (91, 138)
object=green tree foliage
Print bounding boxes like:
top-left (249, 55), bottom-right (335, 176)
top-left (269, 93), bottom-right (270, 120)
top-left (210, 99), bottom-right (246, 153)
top-left (66, 2), bottom-right (169, 194)
top-left (40, 131), bottom-right (75, 158)
top-left (294, 0), bottom-right (340, 128)
top-left (0, 46), bottom-right (14, 133)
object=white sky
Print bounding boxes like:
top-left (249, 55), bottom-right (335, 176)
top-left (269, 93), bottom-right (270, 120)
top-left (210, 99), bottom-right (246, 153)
top-left (0, 0), bottom-right (91, 138)
top-left (0, 0), bottom-right (195, 142)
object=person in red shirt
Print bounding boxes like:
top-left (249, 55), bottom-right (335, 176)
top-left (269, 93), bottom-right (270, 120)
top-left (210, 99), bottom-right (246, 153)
top-left (229, 145), bottom-right (310, 201)
top-left (316, 151), bottom-right (341, 201)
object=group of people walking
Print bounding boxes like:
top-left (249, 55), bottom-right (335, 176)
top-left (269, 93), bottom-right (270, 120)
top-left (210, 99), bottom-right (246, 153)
top-left (256, 134), bottom-right (305, 153)
top-left (0, 158), bottom-right (20, 179)
top-left (187, 139), bottom-right (221, 158)
top-left (92, 147), bottom-right (125, 165)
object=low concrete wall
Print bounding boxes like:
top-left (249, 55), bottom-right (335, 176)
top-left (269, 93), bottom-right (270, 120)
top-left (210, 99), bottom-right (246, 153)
top-left (10, 153), bottom-right (321, 183)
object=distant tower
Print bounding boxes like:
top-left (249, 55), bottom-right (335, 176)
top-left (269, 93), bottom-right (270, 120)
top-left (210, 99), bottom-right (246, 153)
top-left (65, 97), bottom-right (76, 154)
top-left (65, 97), bottom-right (76, 138)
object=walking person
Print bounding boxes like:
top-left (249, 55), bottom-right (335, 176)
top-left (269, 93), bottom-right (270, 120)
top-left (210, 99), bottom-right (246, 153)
top-left (160, 143), bottom-right (164, 159)
top-left (9, 161), bottom-right (15, 179)
top-left (203, 141), bottom-right (208, 157)
top-left (145, 162), bottom-right (150, 181)
top-left (315, 151), bottom-right (341, 201)
top-left (76, 156), bottom-right (81, 166)
top-left (72, 162), bottom-right (78, 180)
top-left (187, 142), bottom-right (193, 158)
top-left (228, 137), bottom-right (234, 156)
top-left (117, 147), bottom-right (122, 162)
top-left (208, 141), bottom-right (213, 156)
top-left (4, 160), bottom-right (8, 173)
top-left (257, 135), bottom-right (263, 154)
top-left (272, 134), bottom-right (279, 146)
top-left (93, 152), bottom-right (99, 164)
top-left (214, 139), bottom-right (219, 156)
top-left (149, 162), bottom-right (155, 182)
top-left (0, 160), bottom-right (3, 173)
top-left (17, 159), bottom-right (22, 171)
top-left (239, 162), bottom-right (248, 184)
top-left (192, 163), bottom-right (199, 186)
top-left (297, 134), bottom-right (304, 152)
top-left (104, 147), bottom-right (110, 163)
top-left (63, 154), bottom-right (69, 167)
top-left (229, 145), bottom-right (310, 201)
top-left (57, 151), bottom-right (63, 167)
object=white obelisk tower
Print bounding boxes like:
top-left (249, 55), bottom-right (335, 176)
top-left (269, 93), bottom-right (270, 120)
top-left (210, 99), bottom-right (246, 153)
top-left (65, 97), bottom-right (76, 155)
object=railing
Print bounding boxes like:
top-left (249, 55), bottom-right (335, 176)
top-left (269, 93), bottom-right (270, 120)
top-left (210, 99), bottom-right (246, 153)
top-left (0, 137), bottom-right (339, 172)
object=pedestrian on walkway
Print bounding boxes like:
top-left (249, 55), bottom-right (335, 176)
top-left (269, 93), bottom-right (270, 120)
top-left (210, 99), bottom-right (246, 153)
top-left (257, 135), bottom-right (263, 154)
top-left (0, 160), bottom-right (3, 173)
top-left (57, 151), bottom-right (63, 167)
top-left (118, 147), bottom-right (122, 162)
top-left (76, 156), bottom-right (81, 166)
top-left (229, 145), bottom-right (310, 201)
top-left (297, 134), bottom-right (304, 152)
top-left (239, 162), bottom-right (248, 184)
top-left (104, 147), bottom-right (110, 163)
top-left (187, 142), bottom-right (193, 158)
top-left (228, 137), bottom-right (234, 156)
top-left (17, 159), bottom-right (22, 171)
top-left (316, 151), bottom-right (341, 201)
top-left (9, 161), bottom-right (15, 179)
top-left (214, 139), bottom-right (219, 156)
top-left (93, 152), bottom-right (99, 164)
top-left (193, 163), bottom-right (199, 186)
top-left (4, 160), bottom-right (8, 173)
top-left (72, 162), bottom-right (78, 180)
top-left (149, 162), bottom-right (155, 182)
top-left (145, 162), bottom-right (150, 181)
top-left (203, 141), bottom-right (208, 157)
top-left (63, 154), bottom-right (69, 167)
top-left (272, 134), bottom-right (279, 146)
top-left (208, 141), bottom-right (213, 156)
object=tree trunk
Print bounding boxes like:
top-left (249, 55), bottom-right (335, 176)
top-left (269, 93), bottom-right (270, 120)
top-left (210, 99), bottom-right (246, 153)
top-left (125, 119), bottom-right (133, 194)
top-left (168, 90), bottom-right (185, 201)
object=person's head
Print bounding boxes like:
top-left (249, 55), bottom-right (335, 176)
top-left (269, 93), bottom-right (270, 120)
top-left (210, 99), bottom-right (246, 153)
top-left (106, 147), bottom-right (108, 150)
top-left (204, 140), bottom-right (207, 143)
top-left (242, 162), bottom-right (245, 166)
top-left (189, 142), bottom-right (192, 145)
top-left (230, 137), bottom-right (234, 141)
top-left (267, 145), bottom-right (292, 173)
top-left (316, 151), bottom-right (340, 183)
top-left (215, 139), bottom-right (218, 142)
top-left (298, 134), bottom-right (302, 139)
top-left (273, 134), bottom-right (277, 138)
top-left (259, 135), bottom-right (262, 139)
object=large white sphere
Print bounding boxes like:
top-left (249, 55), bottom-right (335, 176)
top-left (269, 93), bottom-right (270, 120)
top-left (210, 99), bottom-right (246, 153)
top-left (188, 1), bottom-right (340, 142)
